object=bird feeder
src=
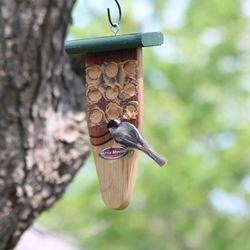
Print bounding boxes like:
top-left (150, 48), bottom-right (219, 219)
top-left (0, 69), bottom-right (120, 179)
top-left (65, 1), bottom-right (164, 210)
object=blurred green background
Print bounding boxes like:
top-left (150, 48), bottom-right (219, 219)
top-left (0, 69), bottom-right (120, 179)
top-left (37, 0), bottom-right (250, 249)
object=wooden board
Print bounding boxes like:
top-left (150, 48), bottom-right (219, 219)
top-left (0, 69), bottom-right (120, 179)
top-left (65, 32), bottom-right (164, 54)
top-left (85, 48), bottom-right (143, 209)
top-left (92, 142), bottom-right (140, 210)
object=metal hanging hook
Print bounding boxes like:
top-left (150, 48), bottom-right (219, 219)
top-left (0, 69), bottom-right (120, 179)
top-left (107, 0), bottom-right (122, 35)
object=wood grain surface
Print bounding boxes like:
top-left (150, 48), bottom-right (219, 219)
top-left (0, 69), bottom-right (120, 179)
top-left (86, 48), bottom-right (144, 209)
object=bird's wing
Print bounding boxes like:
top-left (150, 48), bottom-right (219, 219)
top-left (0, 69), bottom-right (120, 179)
top-left (128, 124), bottom-right (150, 149)
top-left (122, 134), bottom-right (144, 150)
top-left (129, 127), bottom-right (144, 143)
top-left (114, 130), bottom-right (141, 149)
top-left (116, 122), bottom-right (149, 150)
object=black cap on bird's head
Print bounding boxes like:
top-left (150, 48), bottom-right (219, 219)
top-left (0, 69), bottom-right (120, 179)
top-left (107, 120), bottom-right (120, 129)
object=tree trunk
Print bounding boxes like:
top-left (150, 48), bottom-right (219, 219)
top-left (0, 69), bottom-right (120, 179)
top-left (0, 1), bottom-right (90, 249)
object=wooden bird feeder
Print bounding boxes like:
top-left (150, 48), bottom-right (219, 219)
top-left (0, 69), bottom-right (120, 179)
top-left (65, 23), bottom-right (163, 210)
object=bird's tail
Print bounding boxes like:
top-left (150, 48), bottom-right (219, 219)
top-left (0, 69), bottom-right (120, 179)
top-left (144, 148), bottom-right (168, 167)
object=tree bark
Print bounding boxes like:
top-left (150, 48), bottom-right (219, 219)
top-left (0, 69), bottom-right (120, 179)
top-left (0, 1), bottom-right (90, 249)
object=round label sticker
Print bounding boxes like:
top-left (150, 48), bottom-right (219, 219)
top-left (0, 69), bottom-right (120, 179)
top-left (99, 146), bottom-right (128, 160)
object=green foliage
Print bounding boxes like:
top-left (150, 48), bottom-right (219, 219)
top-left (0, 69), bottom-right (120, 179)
top-left (38, 0), bottom-right (250, 249)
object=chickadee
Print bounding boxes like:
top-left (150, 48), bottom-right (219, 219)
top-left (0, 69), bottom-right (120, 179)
top-left (107, 120), bottom-right (167, 167)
